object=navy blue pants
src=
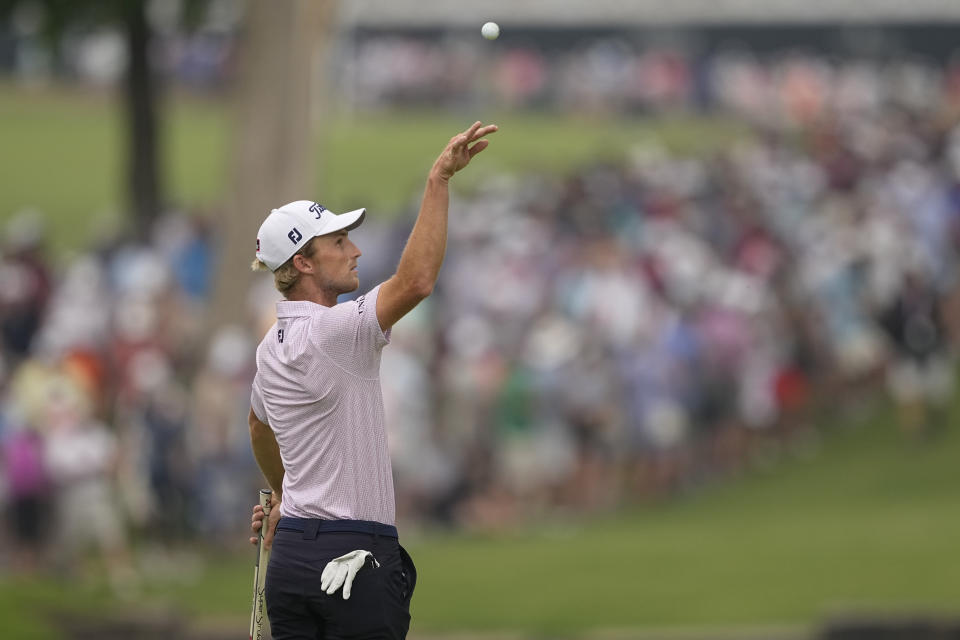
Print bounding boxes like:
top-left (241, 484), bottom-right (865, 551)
top-left (266, 519), bottom-right (417, 640)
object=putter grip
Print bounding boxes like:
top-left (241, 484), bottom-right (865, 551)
top-left (249, 489), bottom-right (272, 640)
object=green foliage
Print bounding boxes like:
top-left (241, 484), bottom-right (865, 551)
top-left (0, 0), bottom-right (212, 41)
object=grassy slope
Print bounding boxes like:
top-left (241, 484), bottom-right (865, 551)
top-left (404, 399), bottom-right (960, 634)
top-left (0, 86), bottom-right (745, 256)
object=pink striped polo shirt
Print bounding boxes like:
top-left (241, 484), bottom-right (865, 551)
top-left (250, 284), bottom-right (395, 525)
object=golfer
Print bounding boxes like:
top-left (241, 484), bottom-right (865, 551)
top-left (248, 121), bottom-right (497, 639)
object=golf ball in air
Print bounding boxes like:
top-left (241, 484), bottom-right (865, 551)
top-left (481, 22), bottom-right (500, 40)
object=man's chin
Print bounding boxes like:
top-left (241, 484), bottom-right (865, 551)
top-left (342, 277), bottom-right (360, 293)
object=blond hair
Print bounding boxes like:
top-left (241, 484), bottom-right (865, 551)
top-left (251, 237), bottom-right (317, 297)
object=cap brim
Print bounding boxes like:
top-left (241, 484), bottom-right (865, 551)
top-left (342, 208), bottom-right (366, 231)
top-left (319, 208), bottom-right (365, 236)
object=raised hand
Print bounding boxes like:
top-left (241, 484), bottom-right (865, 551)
top-left (432, 121), bottom-right (498, 181)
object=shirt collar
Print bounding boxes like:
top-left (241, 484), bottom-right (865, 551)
top-left (276, 299), bottom-right (328, 318)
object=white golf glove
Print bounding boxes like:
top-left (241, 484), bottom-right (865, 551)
top-left (321, 550), bottom-right (379, 600)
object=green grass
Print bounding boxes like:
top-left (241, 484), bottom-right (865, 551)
top-left (0, 87), bottom-right (124, 255)
top-left (0, 85), bottom-right (746, 256)
top-left (405, 401), bottom-right (960, 634)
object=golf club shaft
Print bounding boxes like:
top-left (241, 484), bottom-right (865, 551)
top-left (249, 489), bottom-right (272, 640)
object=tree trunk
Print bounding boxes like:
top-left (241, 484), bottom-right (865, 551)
top-left (123, 0), bottom-right (162, 242)
top-left (208, 0), bottom-right (337, 333)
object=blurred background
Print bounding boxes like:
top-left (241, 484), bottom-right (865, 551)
top-left (1, 0), bottom-right (960, 638)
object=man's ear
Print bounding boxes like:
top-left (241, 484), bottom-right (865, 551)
top-left (292, 253), bottom-right (314, 274)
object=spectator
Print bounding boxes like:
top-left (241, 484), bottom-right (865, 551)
top-left (877, 267), bottom-right (955, 437)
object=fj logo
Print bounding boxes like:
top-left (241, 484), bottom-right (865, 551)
top-left (288, 227), bottom-right (303, 244)
top-left (278, 329), bottom-right (284, 343)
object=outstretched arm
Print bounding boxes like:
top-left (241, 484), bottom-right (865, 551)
top-left (377, 121), bottom-right (498, 331)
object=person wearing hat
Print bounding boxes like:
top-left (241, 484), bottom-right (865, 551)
top-left (247, 121), bottom-right (497, 639)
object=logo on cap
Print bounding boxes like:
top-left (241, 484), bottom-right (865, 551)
top-left (309, 202), bottom-right (326, 219)
top-left (288, 227), bottom-right (303, 244)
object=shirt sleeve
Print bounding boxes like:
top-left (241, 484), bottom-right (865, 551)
top-left (250, 374), bottom-right (268, 424)
top-left (354, 283), bottom-right (391, 350)
top-left (310, 284), bottom-right (391, 376)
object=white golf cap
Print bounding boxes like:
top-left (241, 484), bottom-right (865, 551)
top-left (255, 200), bottom-right (366, 271)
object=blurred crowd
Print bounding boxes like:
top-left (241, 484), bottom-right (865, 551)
top-left (0, 210), bottom-right (250, 588)
top-left (396, 119), bottom-right (960, 528)
top-left (378, 119), bottom-right (960, 531)
top-left (2, 40), bottom-right (960, 587)
top-left (364, 44), bottom-right (960, 529)
top-left (7, 19), bottom-right (960, 121)
top-left (340, 35), bottom-right (960, 121)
